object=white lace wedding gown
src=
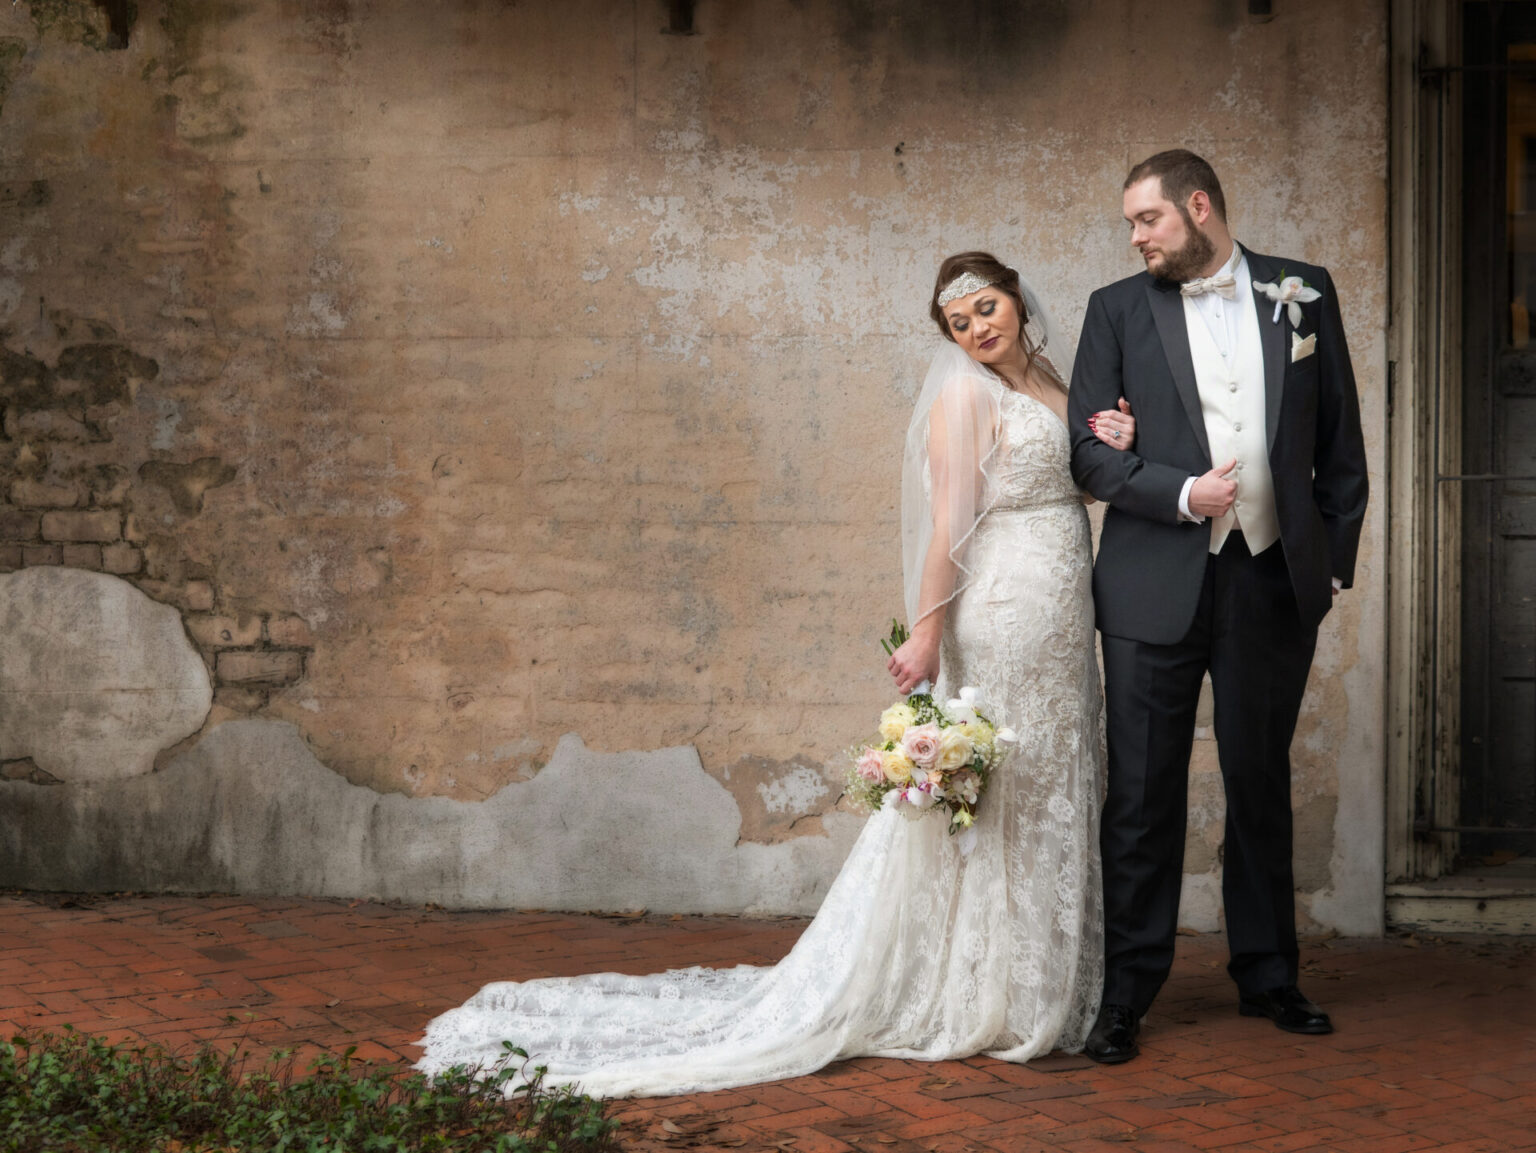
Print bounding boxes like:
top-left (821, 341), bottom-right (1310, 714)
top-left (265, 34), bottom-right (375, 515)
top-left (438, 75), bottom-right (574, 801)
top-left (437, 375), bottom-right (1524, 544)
top-left (415, 385), bottom-right (1105, 1098)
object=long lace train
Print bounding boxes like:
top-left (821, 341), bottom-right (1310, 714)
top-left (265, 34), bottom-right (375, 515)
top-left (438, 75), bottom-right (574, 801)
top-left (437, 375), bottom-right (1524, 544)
top-left (416, 385), bottom-right (1105, 1098)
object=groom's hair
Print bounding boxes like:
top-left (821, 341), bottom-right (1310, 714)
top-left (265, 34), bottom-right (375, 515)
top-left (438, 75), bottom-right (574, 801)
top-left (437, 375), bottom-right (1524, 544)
top-left (1124, 149), bottom-right (1227, 222)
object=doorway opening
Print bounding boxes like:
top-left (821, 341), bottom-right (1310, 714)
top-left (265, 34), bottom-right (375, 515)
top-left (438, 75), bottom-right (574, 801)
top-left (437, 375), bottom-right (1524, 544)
top-left (1387, 0), bottom-right (1536, 932)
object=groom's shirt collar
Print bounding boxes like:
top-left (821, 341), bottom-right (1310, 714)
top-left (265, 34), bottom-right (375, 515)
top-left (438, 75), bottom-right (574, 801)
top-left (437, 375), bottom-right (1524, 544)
top-left (1183, 242), bottom-right (1250, 364)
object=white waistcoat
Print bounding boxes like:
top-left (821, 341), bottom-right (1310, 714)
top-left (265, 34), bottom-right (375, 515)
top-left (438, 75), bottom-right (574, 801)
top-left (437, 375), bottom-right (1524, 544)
top-left (1182, 290), bottom-right (1278, 555)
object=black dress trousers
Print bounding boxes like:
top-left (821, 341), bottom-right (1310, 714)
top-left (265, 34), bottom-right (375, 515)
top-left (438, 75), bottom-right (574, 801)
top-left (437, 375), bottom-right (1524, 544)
top-left (1098, 531), bottom-right (1318, 1016)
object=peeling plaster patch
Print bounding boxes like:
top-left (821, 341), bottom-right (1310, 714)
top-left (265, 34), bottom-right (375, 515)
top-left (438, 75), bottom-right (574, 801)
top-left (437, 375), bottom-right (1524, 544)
top-left (719, 754), bottom-right (833, 844)
top-left (0, 721), bottom-right (863, 915)
top-left (0, 569), bottom-right (212, 782)
top-left (757, 763), bottom-right (828, 814)
top-left (558, 192), bottom-right (600, 216)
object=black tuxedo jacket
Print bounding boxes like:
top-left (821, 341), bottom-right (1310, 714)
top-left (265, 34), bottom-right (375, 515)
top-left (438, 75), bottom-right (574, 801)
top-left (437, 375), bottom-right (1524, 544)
top-left (1067, 248), bottom-right (1368, 645)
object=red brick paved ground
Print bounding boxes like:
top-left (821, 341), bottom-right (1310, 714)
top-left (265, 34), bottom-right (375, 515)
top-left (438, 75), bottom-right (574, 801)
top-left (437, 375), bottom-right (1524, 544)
top-left (1, 891), bottom-right (1532, 1151)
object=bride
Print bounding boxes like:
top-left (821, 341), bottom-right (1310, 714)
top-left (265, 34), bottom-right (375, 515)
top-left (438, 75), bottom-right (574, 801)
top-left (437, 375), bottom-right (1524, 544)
top-left (415, 252), bottom-right (1136, 1098)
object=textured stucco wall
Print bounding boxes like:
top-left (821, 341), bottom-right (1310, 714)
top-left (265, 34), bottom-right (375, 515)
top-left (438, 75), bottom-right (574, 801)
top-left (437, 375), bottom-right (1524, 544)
top-left (0, 0), bottom-right (1387, 929)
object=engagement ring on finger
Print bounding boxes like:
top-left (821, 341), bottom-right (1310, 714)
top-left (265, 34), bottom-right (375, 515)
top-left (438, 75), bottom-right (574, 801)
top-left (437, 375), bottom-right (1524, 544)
top-left (1112, 430), bottom-right (1121, 439)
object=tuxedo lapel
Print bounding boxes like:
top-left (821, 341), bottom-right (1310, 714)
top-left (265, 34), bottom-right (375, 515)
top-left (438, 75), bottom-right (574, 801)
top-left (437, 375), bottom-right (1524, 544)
top-left (1245, 249), bottom-right (1287, 454)
top-left (1145, 279), bottom-right (1212, 464)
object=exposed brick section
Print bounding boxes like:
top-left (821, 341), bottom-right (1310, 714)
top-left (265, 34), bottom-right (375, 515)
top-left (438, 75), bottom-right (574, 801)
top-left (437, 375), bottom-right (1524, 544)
top-left (187, 613), bottom-right (264, 648)
top-left (216, 649), bottom-right (305, 686)
top-left (12, 410), bottom-right (91, 442)
top-left (90, 470), bottom-right (132, 508)
top-left (8, 478), bottom-right (80, 508)
top-left (0, 903), bottom-right (1529, 1153)
top-left (40, 508), bottom-right (121, 543)
top-left (21, 543), bottom-right (61, 566)
top-left (0, 508), bottom-right (40, 539)
top-left (266, 613), bottom-right (314, 647)
top-left (60, 543), bottom-right (102, 569)
top-left (100, 542), bottom-right (143, 574)
top-left (213, 686), bottom-right (270, 712)
top-left (121, 511), bottom-right (148, 544)
top-left (0, 544), bottom-right (20, 571)
top-left (134, 579), bottom-right (188, 607)
top-left (184, 580), bottom-right (214, 611)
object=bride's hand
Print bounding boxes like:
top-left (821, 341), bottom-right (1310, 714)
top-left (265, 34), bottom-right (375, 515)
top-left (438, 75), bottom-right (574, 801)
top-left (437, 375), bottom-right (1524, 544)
top-left (887, 633), bottom-right (940, 696)
top-left (1088, 397), bottom-right (1135, 451)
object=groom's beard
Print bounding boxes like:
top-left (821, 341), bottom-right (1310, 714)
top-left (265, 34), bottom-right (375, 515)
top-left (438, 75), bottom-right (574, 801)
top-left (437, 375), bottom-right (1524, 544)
top-left (1147, 217), bottom-right (1217, 283)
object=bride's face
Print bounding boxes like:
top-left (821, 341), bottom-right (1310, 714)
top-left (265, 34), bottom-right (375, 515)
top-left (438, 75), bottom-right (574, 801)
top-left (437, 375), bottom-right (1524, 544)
top-left (944, 288), bottom-right (1023, 368)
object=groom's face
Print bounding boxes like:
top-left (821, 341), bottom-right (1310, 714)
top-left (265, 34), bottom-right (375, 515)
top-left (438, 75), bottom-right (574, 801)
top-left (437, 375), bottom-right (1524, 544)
top-left (1123, 177), bottom-right (1214, 282)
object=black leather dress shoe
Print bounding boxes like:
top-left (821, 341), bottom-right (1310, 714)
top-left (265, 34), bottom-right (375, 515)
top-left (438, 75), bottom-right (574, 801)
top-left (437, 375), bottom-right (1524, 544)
top-left (1084, 1003), bottom-right (1140, 1064)
top-left (1239, 985), bottom-right (1333, 1034)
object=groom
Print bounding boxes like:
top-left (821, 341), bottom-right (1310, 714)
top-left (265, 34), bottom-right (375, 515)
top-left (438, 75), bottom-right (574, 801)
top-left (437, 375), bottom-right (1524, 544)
top-left (1068, 150), bottom-right (1368, 1063)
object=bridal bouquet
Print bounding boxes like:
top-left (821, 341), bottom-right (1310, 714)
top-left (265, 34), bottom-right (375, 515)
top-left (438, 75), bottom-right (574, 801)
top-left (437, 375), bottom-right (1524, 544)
top-left (844, 683), bottom-right (1016, 847)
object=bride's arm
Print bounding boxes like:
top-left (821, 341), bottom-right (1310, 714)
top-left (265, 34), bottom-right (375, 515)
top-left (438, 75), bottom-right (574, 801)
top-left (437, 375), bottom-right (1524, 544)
top-left (888, 522), bottom-right (952, 694)
top-left (888, 400), bottom-right (961, 694)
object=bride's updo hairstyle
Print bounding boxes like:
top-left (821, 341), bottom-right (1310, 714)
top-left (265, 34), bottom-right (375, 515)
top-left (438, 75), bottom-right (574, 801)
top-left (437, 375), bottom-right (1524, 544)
top-left (929, 251), bottom-right (1028, 342)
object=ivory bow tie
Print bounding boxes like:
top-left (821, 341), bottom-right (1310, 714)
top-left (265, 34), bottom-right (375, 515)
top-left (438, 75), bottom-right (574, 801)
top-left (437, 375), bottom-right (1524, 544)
top-left (1180, 273), bottom-right (1237, 299)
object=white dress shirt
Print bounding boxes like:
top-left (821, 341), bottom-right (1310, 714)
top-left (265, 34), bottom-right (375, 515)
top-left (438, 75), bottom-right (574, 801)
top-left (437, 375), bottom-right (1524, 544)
top-left (1177, 245), bottom-right (1248, 524)
top-left (1172, 245), bottom-right (1342, 589)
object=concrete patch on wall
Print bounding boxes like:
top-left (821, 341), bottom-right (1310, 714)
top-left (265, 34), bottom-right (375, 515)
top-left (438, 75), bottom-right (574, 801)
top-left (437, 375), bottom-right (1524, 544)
top-left (0, 567), bottom-right (212, 781)
top-left (0, 719), bottom-right (864, 915)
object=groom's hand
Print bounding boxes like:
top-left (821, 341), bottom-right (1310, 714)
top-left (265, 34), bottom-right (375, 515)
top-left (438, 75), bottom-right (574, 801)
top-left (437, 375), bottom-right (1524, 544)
top-left (1188, 458), bottom-right (1238, 519)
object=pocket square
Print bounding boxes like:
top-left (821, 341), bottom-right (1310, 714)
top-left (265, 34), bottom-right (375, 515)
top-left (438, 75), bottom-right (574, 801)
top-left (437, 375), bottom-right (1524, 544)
top-left (1291, 332), bottom-right (1317, 363)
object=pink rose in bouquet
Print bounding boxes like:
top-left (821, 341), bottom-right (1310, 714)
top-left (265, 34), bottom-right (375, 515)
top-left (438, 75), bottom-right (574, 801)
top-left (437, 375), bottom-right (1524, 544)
top-left (855, 747), bottom-right (886, 783)
top-left (899, 723), bottom-right (942, 769)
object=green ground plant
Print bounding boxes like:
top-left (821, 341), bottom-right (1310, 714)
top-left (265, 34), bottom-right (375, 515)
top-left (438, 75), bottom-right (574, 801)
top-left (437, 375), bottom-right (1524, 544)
top-left (0, 1026), bottom-right (620, 1153)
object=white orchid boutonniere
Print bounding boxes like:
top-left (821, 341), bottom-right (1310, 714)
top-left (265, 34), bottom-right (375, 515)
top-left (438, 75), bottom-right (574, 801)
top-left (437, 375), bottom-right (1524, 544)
top-left (1253, 273), bottom-right (1321, 328)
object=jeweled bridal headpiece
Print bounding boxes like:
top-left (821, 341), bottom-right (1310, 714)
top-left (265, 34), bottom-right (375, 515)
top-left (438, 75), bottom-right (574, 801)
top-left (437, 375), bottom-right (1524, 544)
top-left (936, 271), bottom-right (999, 308)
